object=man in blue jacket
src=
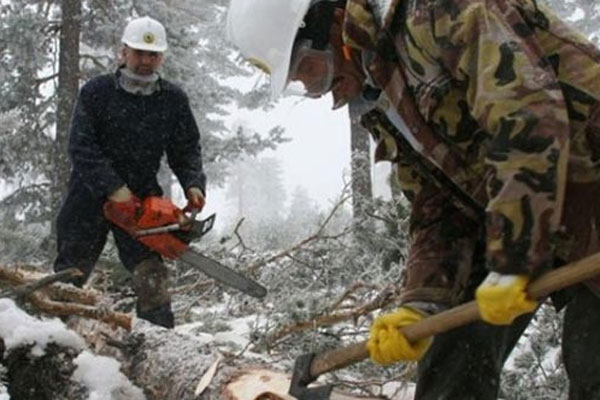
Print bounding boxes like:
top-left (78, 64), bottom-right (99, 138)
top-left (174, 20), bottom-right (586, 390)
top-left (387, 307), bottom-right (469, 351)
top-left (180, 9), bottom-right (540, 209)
top-left (54, 16), bottom-right (206, 328)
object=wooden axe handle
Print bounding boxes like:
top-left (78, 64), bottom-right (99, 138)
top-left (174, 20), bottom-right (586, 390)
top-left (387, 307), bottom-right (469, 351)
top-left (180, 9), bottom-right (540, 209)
top-left (309, 251), bottom-right (600, 378)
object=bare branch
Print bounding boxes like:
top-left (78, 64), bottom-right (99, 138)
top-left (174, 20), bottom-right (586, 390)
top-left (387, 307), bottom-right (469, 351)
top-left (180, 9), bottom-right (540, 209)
top-left (35, 73), bottom-right (59, 86)
top-left (170, 277), bottom-right (212, 295)
top-left (327, 282), bottom-right (379, 313)
top-left (80, 53), bottom-right (111, 70)
top-left (0, 265), bottom-right (131, 330)
top-left (27, 291), bottom-right (132, 330)
top-left (229, 217), bottom-right (253, 252)
top-left (0, 268), bottom-right (82, 298)
top-left (245, 193), bottom-right (351, 274)
top-left (265, 284), bottom-right (399, 345)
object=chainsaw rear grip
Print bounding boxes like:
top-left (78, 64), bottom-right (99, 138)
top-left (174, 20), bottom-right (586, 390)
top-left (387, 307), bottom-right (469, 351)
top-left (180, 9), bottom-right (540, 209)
top-left (103, 196), bottom-right (188, 259)
top-left (103, 195), bottom-right (142, 235)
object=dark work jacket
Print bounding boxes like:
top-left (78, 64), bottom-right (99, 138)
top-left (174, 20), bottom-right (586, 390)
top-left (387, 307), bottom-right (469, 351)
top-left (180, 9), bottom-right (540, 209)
top-left (67, 69), bottom-right (206, 200)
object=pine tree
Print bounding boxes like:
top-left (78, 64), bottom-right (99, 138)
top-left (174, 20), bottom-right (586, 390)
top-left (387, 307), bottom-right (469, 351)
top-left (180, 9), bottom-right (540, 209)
top-left (224, 155), bottom-right (287, 249)
top-left (285, 185), bottom-right (321, 243)
top-left (0, 0), bottom-right (286, 232)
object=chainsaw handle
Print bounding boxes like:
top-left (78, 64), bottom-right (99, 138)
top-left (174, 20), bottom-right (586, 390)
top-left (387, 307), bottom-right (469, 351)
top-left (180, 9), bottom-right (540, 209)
top-left (135, 209), bottom-right (200, 236)
top-left (308, 251), bottom-right (600, 378)
top-left (188, 208), bottom-right (199, 221)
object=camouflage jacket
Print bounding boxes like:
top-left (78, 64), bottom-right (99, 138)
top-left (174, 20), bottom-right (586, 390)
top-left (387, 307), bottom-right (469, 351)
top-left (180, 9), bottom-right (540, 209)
top-left (343, 0), bottom-right (600, 305)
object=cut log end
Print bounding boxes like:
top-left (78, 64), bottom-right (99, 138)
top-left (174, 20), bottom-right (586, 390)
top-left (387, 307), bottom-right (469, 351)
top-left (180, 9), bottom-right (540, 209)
top-left (222, 368), bottom-right (381, 400)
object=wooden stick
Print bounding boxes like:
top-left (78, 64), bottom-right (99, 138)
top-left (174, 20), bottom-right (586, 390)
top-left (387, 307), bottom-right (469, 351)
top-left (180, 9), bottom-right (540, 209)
top-left (2, 268), bottom-right (82, 298)
top-left (266, 284), bottom-right (395, 345)
top-left (0, 266), bottom-right (131, 330)
top-left (308, 251), bottom-right (600, 377)
top-left (0, 266), bottom-right (101, 305)
top-left (27, 292), bottom-right (132, 331)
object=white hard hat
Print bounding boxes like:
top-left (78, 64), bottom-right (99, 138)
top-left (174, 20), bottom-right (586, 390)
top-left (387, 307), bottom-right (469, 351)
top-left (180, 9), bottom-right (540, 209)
top-left (226, 0), bottom-right (312, 99)
top-left (122, 16), bottom-right (167, 52)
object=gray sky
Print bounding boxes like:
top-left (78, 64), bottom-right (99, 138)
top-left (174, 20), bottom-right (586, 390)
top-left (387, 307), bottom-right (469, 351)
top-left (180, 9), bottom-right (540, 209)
top-left (231, 94), bottom-right (352, 205)
top-left (199, 93), bottom-right (351, 227)
top-left (198, 92), bottom-right (392, 230)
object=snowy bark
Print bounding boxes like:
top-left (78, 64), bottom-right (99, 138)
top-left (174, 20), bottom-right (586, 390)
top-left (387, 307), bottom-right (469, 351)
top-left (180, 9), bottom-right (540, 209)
top-left (67, 318), bottom-right (382, 400)
top-left (3, 341), bottom-right (88, 400)
top-left (118, 320), bottom-right (242, 400)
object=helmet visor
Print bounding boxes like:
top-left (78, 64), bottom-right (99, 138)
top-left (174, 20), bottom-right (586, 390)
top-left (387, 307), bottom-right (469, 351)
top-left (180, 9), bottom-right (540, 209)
top-left (286, 40), bottom-right (334, 98)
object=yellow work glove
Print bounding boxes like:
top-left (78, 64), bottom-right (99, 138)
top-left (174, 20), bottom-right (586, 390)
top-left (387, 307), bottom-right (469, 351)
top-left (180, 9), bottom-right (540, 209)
top-left (367, 307), bottom-right (432, 365)
top-left (476, 272), bottom-right (538, 325)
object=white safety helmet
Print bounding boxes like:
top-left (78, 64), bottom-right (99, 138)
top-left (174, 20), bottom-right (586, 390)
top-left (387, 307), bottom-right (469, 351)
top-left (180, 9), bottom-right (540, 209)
top-left (122, 16), bottom-right (168, 52)
top-left (226, 0), bottom-right (312, 99)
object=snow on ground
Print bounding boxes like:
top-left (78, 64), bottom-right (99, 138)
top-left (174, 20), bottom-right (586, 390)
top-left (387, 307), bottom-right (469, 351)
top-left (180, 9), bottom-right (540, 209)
top-left (175, 303), bottom-right (273, 363)
top-left (0, 298), bottom-right (85, 356)
top-left (382, 382), bottom-right (415, 399)
top-left (73, 351), bottom-right (145, 400)
top-left (177, 302), bottom-right (417, 399)
top-left (175, 297), bottom-right (258, 349)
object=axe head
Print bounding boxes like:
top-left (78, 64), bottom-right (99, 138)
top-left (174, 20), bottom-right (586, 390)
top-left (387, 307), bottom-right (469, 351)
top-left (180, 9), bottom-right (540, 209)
top-left (288, 352), bottom-right (333, 400)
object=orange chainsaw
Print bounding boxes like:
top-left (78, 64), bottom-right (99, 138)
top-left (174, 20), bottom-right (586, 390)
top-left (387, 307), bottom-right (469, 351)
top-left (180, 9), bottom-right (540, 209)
top-left (104, 196), bottom-right (267, 299)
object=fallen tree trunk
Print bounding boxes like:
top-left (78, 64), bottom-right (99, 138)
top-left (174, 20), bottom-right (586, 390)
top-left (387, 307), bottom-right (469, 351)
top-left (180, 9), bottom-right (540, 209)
top-left (65, 318), bottom-right (384, 400)
top-left (0, 298), bottom-right (142, 400)
top-left (0, 266), bottom-right (389, 399)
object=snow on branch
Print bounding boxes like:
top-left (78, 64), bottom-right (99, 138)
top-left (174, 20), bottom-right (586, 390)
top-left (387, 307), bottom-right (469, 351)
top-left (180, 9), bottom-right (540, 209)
top-left (245, 192), bottom-right (352, 275)
top-left (0, 265), bottom-right (132, 330)
top-left (265, 283), bottom-right (399, 346)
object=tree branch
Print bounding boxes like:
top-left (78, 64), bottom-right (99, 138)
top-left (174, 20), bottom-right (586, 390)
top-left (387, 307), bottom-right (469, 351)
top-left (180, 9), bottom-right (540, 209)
top-left (0, 268), bottom-right (82, 298)
top-left (27, 291), bottom-right (132, 331)
top-left (80, 53), bottom-right (111, 70)
top-left (35, 73), bottom-right (59, 87)
top-left (265, 284), bottom-right (398, 345)
top-left (229, 217), bottom-right (253, 253)
top-left (0, 265), bottom-right (131, 330)
top-left (245, 193), bottom-right (351, 274)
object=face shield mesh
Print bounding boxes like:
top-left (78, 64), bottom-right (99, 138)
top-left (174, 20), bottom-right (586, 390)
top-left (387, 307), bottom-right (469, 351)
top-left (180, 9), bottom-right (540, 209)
top-left (286, 39), bottom-right (335, 97)
top-left (283, 0), bottom-right (345, 97)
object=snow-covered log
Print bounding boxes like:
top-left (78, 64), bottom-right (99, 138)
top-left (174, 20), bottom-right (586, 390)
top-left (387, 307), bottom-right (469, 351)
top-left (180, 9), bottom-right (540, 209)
top-left (0, 299), bottom-right (144, 400)
top-left (0, 265), bottom-right (413, 399)
top-left (1, 298), bottom-right (408, 399)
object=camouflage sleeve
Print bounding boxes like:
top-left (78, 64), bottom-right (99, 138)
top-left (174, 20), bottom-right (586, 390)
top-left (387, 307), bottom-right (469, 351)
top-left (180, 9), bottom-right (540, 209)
top-left (401, 180), bottom-right (482, 308)
top-left (394, 160), bottom-right (423, 202)
top-left (420, 0), bottom-right (570, 276)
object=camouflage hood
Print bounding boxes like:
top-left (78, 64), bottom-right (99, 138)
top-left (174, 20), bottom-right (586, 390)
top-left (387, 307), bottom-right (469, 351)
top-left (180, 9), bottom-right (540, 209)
top-left (342, 0), bottom-right (402, 50)
top-left (342, 0), bottom-right (380, 51)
